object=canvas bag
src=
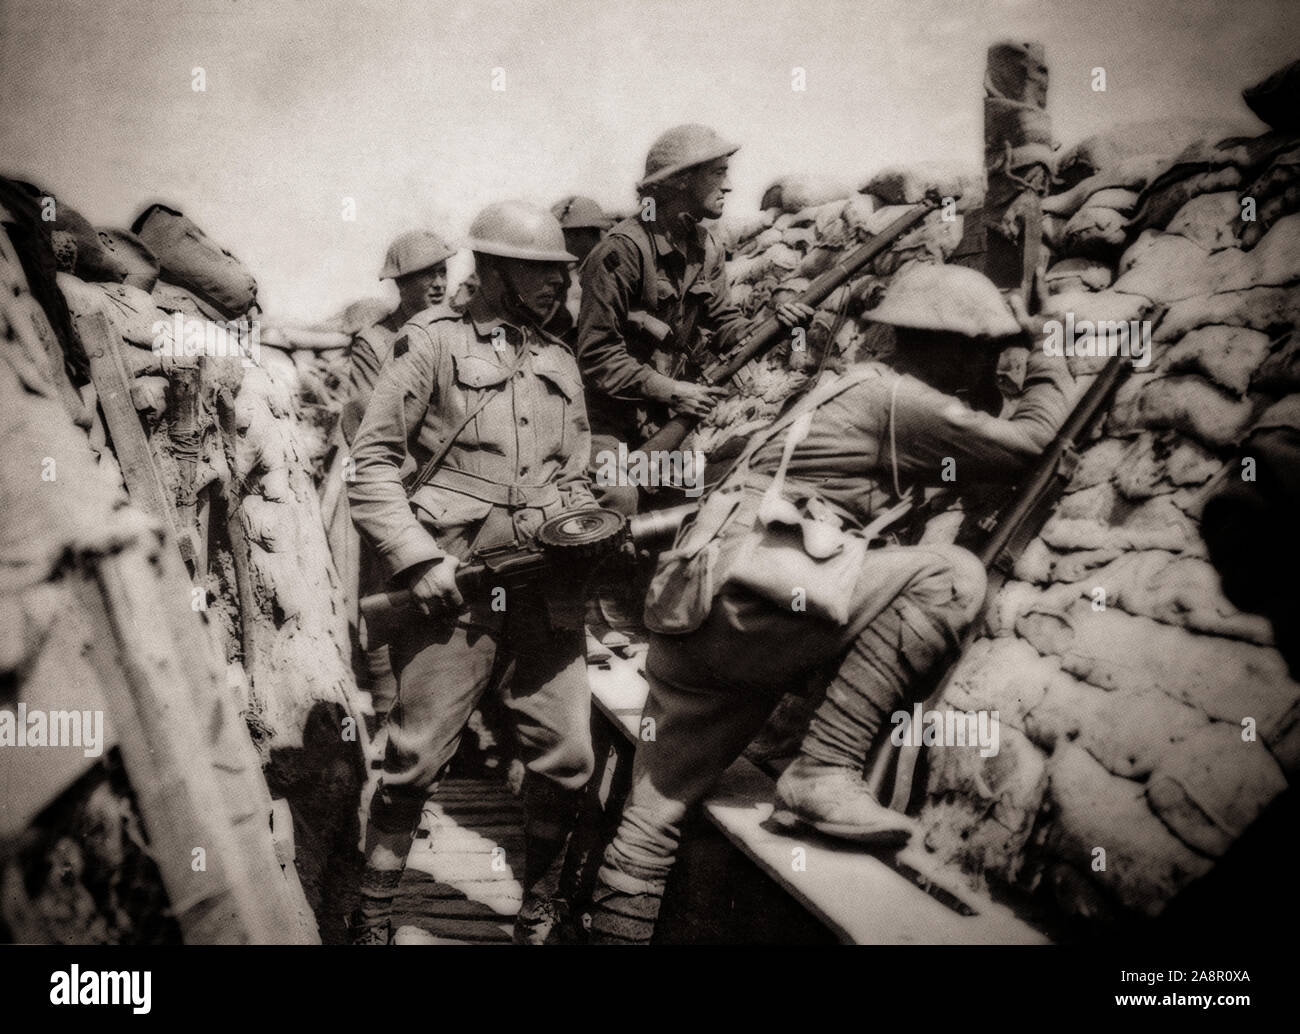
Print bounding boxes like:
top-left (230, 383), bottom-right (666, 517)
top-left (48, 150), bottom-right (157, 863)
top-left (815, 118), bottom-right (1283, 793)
top-left (725, 376), bottom-right (913, 626)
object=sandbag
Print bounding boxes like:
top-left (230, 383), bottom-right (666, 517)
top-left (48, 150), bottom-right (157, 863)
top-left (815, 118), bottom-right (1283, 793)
top-left (1041, 287), bottom-right (1151, 327)
top-left (1044, 744), bottom-right (1213, 917)
top-left (780, 226), bottom-right (818, 251)
top-left (1146, 725), bottom-right (1286, 857)
top-left (132, 203), bottom-right (258, 318)
top-left (51, 202), bottom-right (126, 283)
top-left (1111, 233), bottom-right (1213, 302)
top-left (152, 279), bottom-right (226, 322)
top-left (96, 228), bottom-right (160, 290)
top-left (1240, 145), bottom-right (1300, 248)
top-left (1055, 118), bottom-right (1249, 187)
top-left (1109, 373), bottom-right (1258, 448)
top-left (1131, 166), bottom-right (1243, 233)
top-left (1160, 325), bottom-right (1272, 396)
top-left (1060, 205), bottom-right (1128, 259)
top-left (1157, 284), bottom-right (1300, 341)
top-left (838, 194), bottom-right (877, 238)
top-left (1164, 191), bottom-right (1242, 251)
top-left (1044, 257), bottom-right (1112, 293)
top-left (759, 175), bottom-right (854, 215)
top-left (57, 274), bottom-right (163, 349)
top-left (1083, 187), bottom-right (1140, 214)
top-left (1122, 214), bottom-right (1300, 302)
top-left (1252, 331), bottom-right (1300, 393)
top-left (1243, 58), bottom-right (1300, 132)
top-left (1042, 155), bottom-right (1170, 218)
top-left (1242, 183), bottom-right (1300, 248)
top-left (762, 242), bottom-right (801, 274)
top-left (714, 212), bottom-right (771, 253)
top-left (863, 163), bottom-right (980, 205)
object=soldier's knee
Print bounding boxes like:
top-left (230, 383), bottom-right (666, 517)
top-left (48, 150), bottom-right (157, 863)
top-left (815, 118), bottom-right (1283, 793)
top-left (367, 781), bottom-right (425, 836)
top-left (943, 547), bottom-right (988, 623)
top-left (528, 734), bottom-right (595, 790)
top-left (904, 545), bottom-right (987, 627)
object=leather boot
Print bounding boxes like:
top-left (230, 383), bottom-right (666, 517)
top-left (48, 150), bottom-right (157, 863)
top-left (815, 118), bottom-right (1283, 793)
top-left (512, 773), bottom-right (584, 945)
top-left (774, 594), bottom-right (953, 846)
top-left (773, 756), bottom-right (916, 845)
top-left (352, 783), bottom-right (420, 945)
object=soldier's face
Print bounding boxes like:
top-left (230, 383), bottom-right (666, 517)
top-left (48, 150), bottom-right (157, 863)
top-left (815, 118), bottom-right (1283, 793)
top-left (687, 159), bottom-right (731, 219)
top-left (397, 264), bottom-right (447, 314)
top-left (499, 258), bottom-right (569, 322)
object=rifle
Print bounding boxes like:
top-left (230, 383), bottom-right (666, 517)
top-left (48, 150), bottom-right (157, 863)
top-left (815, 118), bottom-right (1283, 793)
top-left (358, 503), bottom-right (695, 650)
top-left (640, 194), bottom-right (944, 455)
top-left (867, 356), bottom-right (1135, 811)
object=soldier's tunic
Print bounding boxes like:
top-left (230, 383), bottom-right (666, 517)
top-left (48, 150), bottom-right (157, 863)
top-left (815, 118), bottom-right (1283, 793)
top-left (588, 347), bottom-right (1074, 943)
top-left (342, 317), bottom-right (400, 444)
top-left (348, 294), bottom-right (597, 821)
top-left (576, 215), bottom-right (748, 444)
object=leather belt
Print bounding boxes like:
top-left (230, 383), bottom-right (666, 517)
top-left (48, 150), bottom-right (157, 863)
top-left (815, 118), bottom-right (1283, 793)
top-left (427, 466), bottom-right (561, 509)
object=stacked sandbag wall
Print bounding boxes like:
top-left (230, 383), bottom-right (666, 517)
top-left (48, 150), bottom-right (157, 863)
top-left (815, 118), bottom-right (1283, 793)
top-left (916, 61), bottom-right (1300, 930)
top-left (8, 187), bottom-right (367, 941)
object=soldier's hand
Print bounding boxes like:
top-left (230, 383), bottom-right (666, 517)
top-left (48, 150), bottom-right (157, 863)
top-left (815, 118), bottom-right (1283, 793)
top-left (774, 301), bottom-right (816, 328)
top-left (409, 555), bottom-right (463, 614)
top-left (664, 380), bottom-right (727, 419)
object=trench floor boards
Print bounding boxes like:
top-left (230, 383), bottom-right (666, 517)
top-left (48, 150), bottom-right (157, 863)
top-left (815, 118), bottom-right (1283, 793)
top-left (392, 778), bottom-right (524, 945)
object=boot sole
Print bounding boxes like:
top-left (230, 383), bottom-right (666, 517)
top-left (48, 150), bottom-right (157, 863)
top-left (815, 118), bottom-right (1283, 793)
top-left (771, 807), bottom-right (913, 847)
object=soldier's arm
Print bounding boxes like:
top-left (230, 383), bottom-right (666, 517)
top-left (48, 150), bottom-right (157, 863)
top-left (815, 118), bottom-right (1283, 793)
top-left (347, 327), bottom-right (446, 579)
top-left (889, 349), bottom-right (1074, 483)
top-left (576, 236), bottom-right (678, 401)
top-left (340, 330), bottom-right (383, 444)
top-left (560, 383), bottom-right (597, 511)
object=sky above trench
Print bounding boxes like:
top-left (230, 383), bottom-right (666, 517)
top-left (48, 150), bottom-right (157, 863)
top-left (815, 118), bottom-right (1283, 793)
top-left (2, 0), bottom-right (1296, 321)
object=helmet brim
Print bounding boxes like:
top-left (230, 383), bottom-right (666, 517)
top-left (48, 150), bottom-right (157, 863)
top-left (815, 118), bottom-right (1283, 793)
top-left (466, 239), bottom-right (578, 263)
top-left (637, 142), bottom-right (740, 190)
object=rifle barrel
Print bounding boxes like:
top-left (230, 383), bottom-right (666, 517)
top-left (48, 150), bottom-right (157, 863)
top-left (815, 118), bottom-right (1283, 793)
top-left (977, 358), bottom-right (1133, 568)
top-left (704, 197), bottom-right (940, 385)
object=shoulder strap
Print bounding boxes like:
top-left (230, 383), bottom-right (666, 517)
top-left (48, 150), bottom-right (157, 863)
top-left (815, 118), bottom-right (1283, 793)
top-left (731, 365), bottom-right (892, 482)
top-left (608, 218), bottom-right (658, 310)
top-left (403, 329), bottom-right (526, 499)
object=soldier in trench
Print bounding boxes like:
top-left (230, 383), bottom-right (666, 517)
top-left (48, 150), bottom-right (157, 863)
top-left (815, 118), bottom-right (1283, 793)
top-left (586, 263), bottom-right (1075, 943)
top-left (346, 202), bottom-right (598, 945)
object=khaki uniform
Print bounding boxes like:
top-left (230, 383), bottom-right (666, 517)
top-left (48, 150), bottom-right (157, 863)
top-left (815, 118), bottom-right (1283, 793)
top-left (588, 349), bottom-right (1074, 943)
top-left (576, 216), bottom-right (748, 444)
top-left (348, 294), bottom-right (597, 935)
top-left (341, 317), bottom-right (400, 444)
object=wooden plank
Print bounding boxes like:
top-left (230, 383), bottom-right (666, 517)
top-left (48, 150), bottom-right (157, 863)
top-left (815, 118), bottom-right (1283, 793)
top-left (587, 650), bottom-right (650, 743)
top-left (0, 586), bottom-right (118, 837)
top-left (76, 561), bottom-right (259, 944)
top-left (75, 309), bottom-right (176, 526)
top-left (393, 920), bottom-right (512, 944)
top-left (704, 757), bottom-right (1048, 945)
top-left (589, 653), bottom-right (1048, 944)
top-left (80, 549), bottom-right (319, 944)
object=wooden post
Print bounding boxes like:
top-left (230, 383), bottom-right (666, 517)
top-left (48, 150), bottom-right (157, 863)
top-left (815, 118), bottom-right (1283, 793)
top-left (982, 40), bottom-right (1052, 299)
top-left (169, 362), bottom-right (204, 573)
top-left (75, 309), bottom-right (178, 526)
